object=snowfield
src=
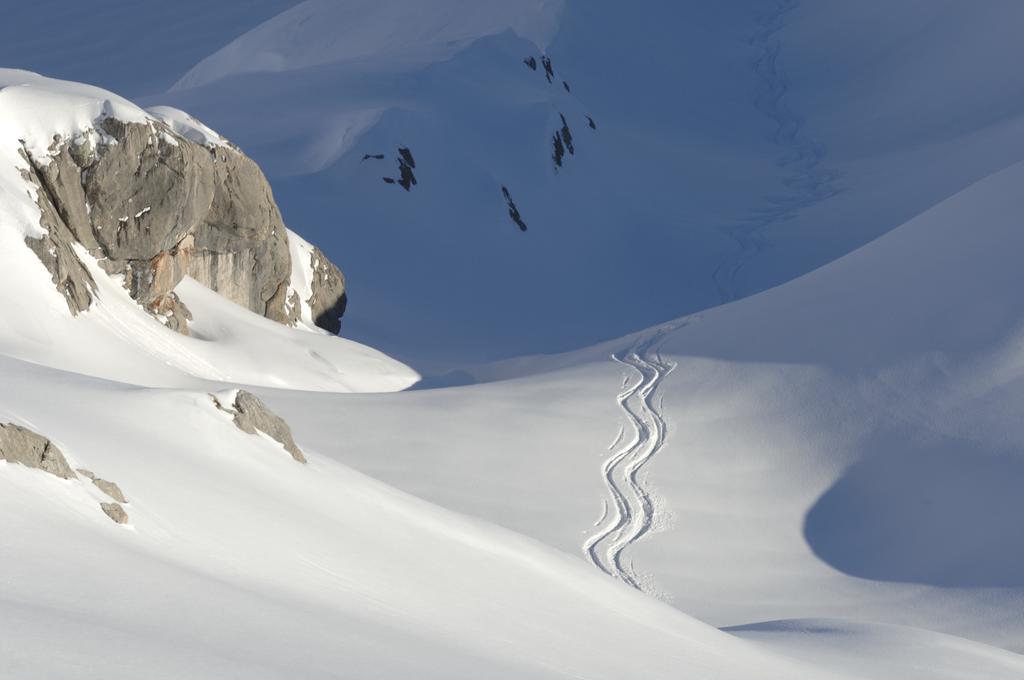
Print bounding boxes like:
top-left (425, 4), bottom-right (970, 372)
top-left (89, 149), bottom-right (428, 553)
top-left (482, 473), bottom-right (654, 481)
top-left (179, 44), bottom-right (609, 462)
top-left (2, 2), bottom-right (1024, 679)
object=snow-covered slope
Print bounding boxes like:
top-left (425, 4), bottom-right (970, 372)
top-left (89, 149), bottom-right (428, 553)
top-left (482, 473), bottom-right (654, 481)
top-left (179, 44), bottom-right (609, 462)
top-left (258, 159), bottom-right (1024, 659)
top-left (152, 0), bottom-right (1024, 365)
top-left (2, 354), bottom-right (837, 680)
top-left (0, 69), bottom-right (834, 680)
top-left (0, 70), bottom-right (414, 391)
top-left (174, 0), bottom-right (565, 90)
top-left (4, 147), bottom-right (1024, 680)
top-left (4, 3), bottom-right (1024, 678)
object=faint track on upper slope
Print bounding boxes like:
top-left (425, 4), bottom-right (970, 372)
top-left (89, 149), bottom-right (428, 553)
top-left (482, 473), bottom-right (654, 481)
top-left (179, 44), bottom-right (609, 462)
top-left (714, 0), bottom-right (843, 303)
top-left (584, 326), bottom-right (678, 593)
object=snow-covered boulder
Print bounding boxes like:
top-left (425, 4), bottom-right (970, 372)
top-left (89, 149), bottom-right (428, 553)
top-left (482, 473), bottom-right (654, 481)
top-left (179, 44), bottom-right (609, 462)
top-left (3, 70), bottom-right (347, 335)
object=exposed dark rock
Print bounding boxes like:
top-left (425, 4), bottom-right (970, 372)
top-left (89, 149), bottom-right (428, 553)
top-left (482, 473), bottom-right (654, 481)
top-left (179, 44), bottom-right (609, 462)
top-left (382, 147), bottom-right (418, 191)
top-left (213, 391), bottom-right (307, 464)
top-left (559, 114), bottom-right (575, 155)
top-left (523, 56), bottom-right (538, 71)
top-left (501, 186), bottom-right (528, 232)
top-left (397, 147), bottom-right (416, 169)
top-left (563, 80), bottom-right (571, 93)
top-left (100, 502), bottom-right (129, 524)
top-left (396, 160), bottom-right (417, 191)
top-left (0, 423), bottom-right (75, 479)
top-left (587, 115), bottom-right (598, 130)
top-left (552, 132), bottom-right (566, 169)
top-left (541, 56), bottom-right (554, 83)
top-left (361, 153), bottom-right (385, 161)
top-left (19, 116), bottom-right (345, 334)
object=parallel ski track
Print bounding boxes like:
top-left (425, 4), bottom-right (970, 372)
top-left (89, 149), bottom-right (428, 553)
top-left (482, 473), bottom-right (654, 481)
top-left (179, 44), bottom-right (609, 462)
top-left (584, 328), bottom-right (677, 592)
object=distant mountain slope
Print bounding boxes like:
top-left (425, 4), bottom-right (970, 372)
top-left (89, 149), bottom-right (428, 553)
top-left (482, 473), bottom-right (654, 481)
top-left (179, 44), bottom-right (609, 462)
top-left (0, 0), bottom-right (298, 97)
top-left (154, 0), bottom-right (1024, 365)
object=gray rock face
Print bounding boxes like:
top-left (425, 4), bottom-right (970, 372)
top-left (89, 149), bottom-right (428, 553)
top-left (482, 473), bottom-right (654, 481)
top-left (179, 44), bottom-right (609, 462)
top-left (20, 116), bottom-right (346, 334)
top-left (93, 478), bottom-right (127, 503)
top-left (307, 245), bottom-right (348, 334)
top-left (77, 468), bottom-right (129, 506)
top-left (19, 151), bottom-right (97, 315)
top-left (0, 423), bottom-right (75, 479)
top-left (100, 502), bottom-right (129, 524)
top-left (213, 391), bottom-right (307, 463)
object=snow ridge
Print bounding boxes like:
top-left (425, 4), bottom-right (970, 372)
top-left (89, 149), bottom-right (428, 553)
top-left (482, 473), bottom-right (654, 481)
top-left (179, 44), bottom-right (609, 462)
top-left (584, 325), bottom-right (678, 593)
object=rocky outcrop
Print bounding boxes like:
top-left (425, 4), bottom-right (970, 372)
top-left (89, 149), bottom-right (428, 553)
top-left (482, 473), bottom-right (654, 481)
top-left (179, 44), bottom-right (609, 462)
top-left (147, 292), bottom-right (193, 335)
top-left (501, 186), bottom-right (528, 232)
top-left (21, 115), bottom-right (346, 334)
top-left (100, 502), bottom-right (129, 524)
top-left (77, 468), bottom-right (128, 503)
top-left (381, 146), bottom-right (418, 191)
top-left (0, 423), bottom-right (75, 479)
top-left (77, 469), bottom-right (131, 524)
top-left (0, 428), bottom-right (131, 525)
top-left (306, 246), bottom-right (348, 334)
top-left (213, 390), bottom-right (307, 463)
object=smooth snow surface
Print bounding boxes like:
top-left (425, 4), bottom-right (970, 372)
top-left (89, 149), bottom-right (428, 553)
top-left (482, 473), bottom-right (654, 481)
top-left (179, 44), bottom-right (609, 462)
top-left (174, 0), bottom-right (566, 90)
top-left (146, 105), bottom-right (230, 148)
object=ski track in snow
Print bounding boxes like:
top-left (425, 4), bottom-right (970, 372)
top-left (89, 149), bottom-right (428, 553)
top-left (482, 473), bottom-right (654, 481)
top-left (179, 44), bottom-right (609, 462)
top-left (714, 0), bottom-right (842, 303)
top-left (584, 326), bottom-right (678, 593)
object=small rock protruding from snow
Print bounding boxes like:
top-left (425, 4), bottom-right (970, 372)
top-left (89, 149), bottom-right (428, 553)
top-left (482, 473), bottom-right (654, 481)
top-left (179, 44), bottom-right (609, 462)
top-left (148, 292), bottom-right (193, 336)
top-left (552, 132), bottom-right (566, 169)
top-left (92, 478), bottom-right (127, 503)
top-left (100, 502), bottom-right (129, 525)
top-left (501, 186), bottom-right (528, 232)
top-left (541, 55), bottom-right (554, 83)
top-left (77, 467), bottom-right (130, 508)
top-left (559, 113), bottom-right (575, 155)
top-left (213, 391), bottom-right (307, 464)
top-left (381, 146), bottom-right (418, 191)
top-left (523, 56), bottom-right (538, 71)
top-left (0, 423), bottom-right (75, 479)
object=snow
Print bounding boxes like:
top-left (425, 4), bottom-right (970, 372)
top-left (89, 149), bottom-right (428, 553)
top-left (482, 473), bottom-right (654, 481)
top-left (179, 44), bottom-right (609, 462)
top-left (147, 0), bottom-right (1024, 366)
top-left (3, 2), bottom-right (1024, 678)
top-left (0, 70), bottom-right (416, 393)
top-left (172, 0), bottom-right (566, 90)
top-left (146, 105), bottom-right (230, 148)
top-left (283, 227), bottom-right (322, 330)
top-left (0, 354), bottom-right (836, 680)
top-left (265, 159), bottom-right (1024, 658)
